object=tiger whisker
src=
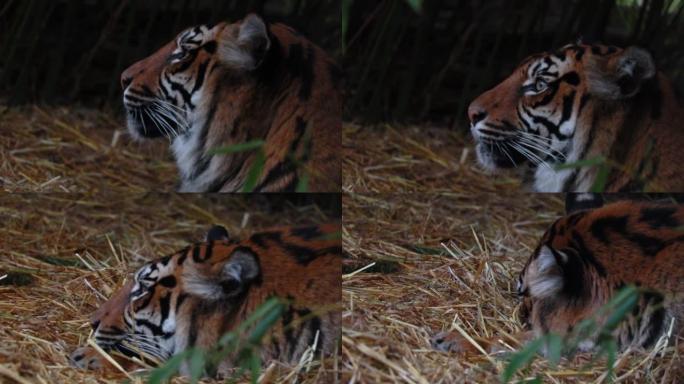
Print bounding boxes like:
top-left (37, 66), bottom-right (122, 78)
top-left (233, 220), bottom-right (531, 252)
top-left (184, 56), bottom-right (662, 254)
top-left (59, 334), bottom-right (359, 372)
top-left (497, 142), bottom-right (518, 167)
top-left (510, 142), bottom-right (548, 167)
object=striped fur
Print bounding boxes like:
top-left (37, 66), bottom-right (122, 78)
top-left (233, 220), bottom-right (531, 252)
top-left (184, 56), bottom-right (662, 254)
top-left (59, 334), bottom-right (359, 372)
top-left (121, 14), bottom-right (342, 192)
top-left (516, 200), bottom-right (684, 352)
top-left (70, 224), bottom-right (341, 375)
top-left (468, 43), bottom-right (684, 192)
top-left (432, 199), bottom-right (683, 356)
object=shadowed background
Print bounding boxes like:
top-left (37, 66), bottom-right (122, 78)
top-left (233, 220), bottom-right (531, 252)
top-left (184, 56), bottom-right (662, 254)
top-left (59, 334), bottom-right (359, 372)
top-left (343, 0), bottom-right (684, 123)
top-left (0, 0), bottom-right (340, 107)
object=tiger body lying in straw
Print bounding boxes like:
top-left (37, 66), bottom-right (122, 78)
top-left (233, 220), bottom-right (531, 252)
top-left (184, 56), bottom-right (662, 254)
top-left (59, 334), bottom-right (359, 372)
top-left (70, 224), bottom-right (341, 375)
top-left (468, 43), bottom-right (684, 192)
top-left (121, 14), bottom-right (342, 192)
top-left (432, 197), bottom-right (684, 355)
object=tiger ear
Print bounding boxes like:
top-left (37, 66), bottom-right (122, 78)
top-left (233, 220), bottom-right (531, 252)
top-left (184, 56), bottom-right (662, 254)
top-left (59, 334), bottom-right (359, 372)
top-left (588, 46), bottom-right (655, 99)
top-left (218, 14), bottom-right (271, 71)
top-left (528, 246), bottom-right (566, 299)
top-left (184, 248), bottom-right (260, 300)
top-left (565, 193), bottom-right (604, 214)
top-left (206, 225), bottom-right (229, 242)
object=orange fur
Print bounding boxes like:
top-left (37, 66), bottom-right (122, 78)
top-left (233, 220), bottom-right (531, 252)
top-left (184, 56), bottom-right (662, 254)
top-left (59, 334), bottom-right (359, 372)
top-left (467, 43), bottom-right (684, 192)
top-left (70, 224), bottom-right (341, 375)
top-left (433, 201), bottom-right (684, 355)
top-left (121, 15), bottom-right (341, 192)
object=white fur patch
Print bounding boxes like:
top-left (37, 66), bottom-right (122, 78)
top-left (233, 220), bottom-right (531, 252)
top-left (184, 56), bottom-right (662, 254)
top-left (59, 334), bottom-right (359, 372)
top-left (577, 340), bottom-right (596, 352)
top-left (529, 246), bottom-right (564, 299)
top-left (182, 268), bottom-right (224, 301)
top-left (218, 15), bottom-right (270, 70)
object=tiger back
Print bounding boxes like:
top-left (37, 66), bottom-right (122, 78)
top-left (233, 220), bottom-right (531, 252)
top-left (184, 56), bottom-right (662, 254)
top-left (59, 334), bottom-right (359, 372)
top-left (516, 199), bottom-right (684, 351)
top-left (432, 198), bottom-right (684, 355)
top-left (70, 223), bottom-right (341, 375)
top-left (467, 43), bottom-right (684, 192)
top-left (121, 14), bottom-right (342, 192)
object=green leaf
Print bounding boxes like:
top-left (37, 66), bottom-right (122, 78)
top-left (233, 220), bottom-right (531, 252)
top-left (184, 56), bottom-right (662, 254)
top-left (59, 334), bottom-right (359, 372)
top-left (590, 163), bottom-right (610, 192)
top-left (598, 338), bottom-right (617, 382)
top-left (405, 244), bottom-right (449, 256)
top-left (341, 0), bottom-right (352, 53)
top-left (546, 334), bottom-right (563, 366)
top-left (501, 336), bottom-right (545, 383)
top-left (0, 271), bottom-right (35, 286)
top-left (147, 349), bottom-right (191, 384)
top-left (405, 0), bottom-right (423, 13)
top-left (207, 140), bottom-right (265, 155)
top-left (603, 286), bottom-right (638, 330)
top-left (188, 349), bottom-right (206, 383)
top-left (295, 172), bottom-right (309, 192)
top-left (36, 255), bottom-right (86, 268)
top-left (314, 230), bottom-right (342, 241)
top-left (246, 300), bottom-right (286, 344)
top-left (240, 150), bottom-right (266, 192)
top-left (554, 156), bottom-right (606, 170)
top-left (247, 351), bottom-right (261, 384)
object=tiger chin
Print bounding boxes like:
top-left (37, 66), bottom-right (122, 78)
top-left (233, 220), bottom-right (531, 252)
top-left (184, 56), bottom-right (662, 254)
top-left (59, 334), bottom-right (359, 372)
top-left (468, 43), bottom-right (684, 192)
top-left (431, 194), bottom-right (684, 358)
top-left (70, 224), bottom-right (341, 377)
top-left (120, 14), bottom-right (342, 192)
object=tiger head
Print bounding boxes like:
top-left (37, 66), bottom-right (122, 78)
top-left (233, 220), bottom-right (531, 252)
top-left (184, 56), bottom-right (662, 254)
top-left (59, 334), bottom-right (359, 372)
top-left (70, 226), bottom-right (262, 366)
top-left (121, 14), bottom-right (271, 140)
top-left (515, 195), bottom-right (607, 347)
top-left (70, 224), bottom-right (342, 372)
top-left (516, 243), bottom-right (598, 345)
top-left (468, 44), bottom-right (656, 173)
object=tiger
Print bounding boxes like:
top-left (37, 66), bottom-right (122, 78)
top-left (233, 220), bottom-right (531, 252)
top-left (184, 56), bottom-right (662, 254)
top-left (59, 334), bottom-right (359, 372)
top-left (120, 14), bottom-right (342, 192)
top-left (70, 223), bottom-right (341, 376)
top-left (467, 43), bottom-right (684, 192)
top-left (431, 194), bottom-right (684, 356)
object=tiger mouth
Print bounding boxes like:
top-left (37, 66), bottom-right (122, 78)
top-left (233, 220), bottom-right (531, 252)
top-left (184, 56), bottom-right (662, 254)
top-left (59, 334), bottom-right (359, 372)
top-left (125, 106), bottom-right (167, 139)
top-left (123, 89), bottom-right (186, 140)
top-left (475, 139), bottom-right (530, 169)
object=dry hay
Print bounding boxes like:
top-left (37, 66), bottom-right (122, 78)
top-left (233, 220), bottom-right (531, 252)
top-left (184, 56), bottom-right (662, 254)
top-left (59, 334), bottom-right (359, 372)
top-left (0, 193), bottom-right (339, 384)
top-left (0, 105), bottom-right (177, 193)
top-left (343, 123), bottom-right (522, 193)
top-left (341, 192), bottom-right (682, 383)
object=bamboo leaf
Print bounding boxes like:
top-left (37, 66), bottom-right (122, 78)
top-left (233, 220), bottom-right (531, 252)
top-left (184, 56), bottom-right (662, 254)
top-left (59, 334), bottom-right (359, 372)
top-left (501, 336), bottom-right (545, 383)
top-left (208, 140), bottom-right (265, 155)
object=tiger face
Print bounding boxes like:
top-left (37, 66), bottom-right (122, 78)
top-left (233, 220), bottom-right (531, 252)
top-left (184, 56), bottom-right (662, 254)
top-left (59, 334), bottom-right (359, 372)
top-left (468, 44), bottom-right (659, 192)
top-left (121, 15), bottom-right (269, 140)
top-left (70, 224), bottom-right (342, 374)
top-left (120, 13), bottom-right (342, 193)
top-left (516, 199), bottom-right (684, 352)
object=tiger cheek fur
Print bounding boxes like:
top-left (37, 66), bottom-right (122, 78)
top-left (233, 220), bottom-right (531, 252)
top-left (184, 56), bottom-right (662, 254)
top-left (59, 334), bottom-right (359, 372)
top-left (518, 201), bottom-right (684, 353)
top-left (468, 43), bottom-right (684, 192)
top-left (120, 14), bottom-right (341, 193)
top-left (70, 224), bottom-right (341, 376)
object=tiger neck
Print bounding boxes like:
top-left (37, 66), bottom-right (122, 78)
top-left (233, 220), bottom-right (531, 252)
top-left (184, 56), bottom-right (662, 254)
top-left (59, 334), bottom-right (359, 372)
top-left (532, 103), bottom-right (624, 192)
top-left (171, 79), bottom-right (278, 192)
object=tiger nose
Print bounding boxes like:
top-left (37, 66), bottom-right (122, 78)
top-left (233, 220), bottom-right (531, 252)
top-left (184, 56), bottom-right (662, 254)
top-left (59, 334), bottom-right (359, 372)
top-left (120, 62), bottom-right (138, 89)
top-left (121, 74), bottom-right (132, 90)
top-left (467, 102), bottom-right (488, 126)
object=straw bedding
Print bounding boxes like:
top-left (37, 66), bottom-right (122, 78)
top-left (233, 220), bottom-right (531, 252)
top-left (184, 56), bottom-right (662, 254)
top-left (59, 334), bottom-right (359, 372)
top-left (0, 105), bottom-right (177, 193)
top-left (343, 123), bottom-right (522, 194)
top-left (0, 193), bottom-right (339, 383)
top-left (341, 191), bottom-right (682, 383)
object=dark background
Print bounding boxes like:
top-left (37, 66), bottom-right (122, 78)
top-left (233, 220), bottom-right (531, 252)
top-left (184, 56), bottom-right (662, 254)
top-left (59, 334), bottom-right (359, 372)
top-left (0, 0), bottom-right (340, 108)
top-left (2, 1), bottom-right (683, 125)
top-left (343, 0), bottom-right (684, 123)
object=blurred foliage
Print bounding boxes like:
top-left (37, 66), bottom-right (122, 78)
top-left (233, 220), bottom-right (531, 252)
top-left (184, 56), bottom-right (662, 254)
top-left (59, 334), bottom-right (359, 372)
top-left (0, 0), bottom-right (340, 107)
top-left (502, 285), bottom-right (642, 383)
top-left (147, 297), bottom-right (286, 383)
top-left (344, 0), bottom-right (684, 123)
